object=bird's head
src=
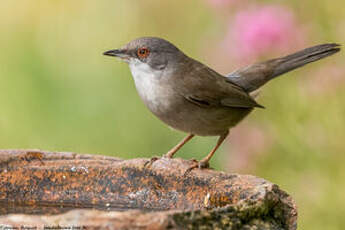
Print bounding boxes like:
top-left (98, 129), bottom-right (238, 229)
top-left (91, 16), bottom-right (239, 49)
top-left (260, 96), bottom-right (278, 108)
top-left (104, 37), bottom-right (183, 71)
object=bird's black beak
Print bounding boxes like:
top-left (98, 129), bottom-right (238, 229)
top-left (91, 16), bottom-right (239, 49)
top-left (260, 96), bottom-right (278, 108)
top-left (103, 49), bottom-right (129, 59)
top-left (103, 49), bottom-right (121, 57)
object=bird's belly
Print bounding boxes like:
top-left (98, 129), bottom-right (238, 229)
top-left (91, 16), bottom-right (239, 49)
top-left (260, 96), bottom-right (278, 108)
top-left (158, 104), bottom-right (252, 136)
top-left (136, 85), bottom-right (251, 136)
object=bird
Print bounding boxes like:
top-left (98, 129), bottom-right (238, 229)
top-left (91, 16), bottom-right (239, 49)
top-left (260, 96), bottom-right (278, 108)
top-left (103, 37), bottom-right (340, 171)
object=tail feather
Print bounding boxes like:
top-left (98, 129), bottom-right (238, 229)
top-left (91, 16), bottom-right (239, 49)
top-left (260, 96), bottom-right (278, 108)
top-left (227, 43), bottom-right (341, 92)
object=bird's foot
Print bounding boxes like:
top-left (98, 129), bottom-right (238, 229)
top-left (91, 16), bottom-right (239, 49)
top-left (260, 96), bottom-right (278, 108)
top-left (183, 159), bottom-right (210, 176)
top-left (144, 154), bottom-right (174, 168)
top-left (143, 156), bottom-right (160, 168)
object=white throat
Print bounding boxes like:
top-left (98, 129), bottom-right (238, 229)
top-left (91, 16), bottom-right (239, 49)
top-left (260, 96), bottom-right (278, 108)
top-left (128, 59), bottom-right (166, 110)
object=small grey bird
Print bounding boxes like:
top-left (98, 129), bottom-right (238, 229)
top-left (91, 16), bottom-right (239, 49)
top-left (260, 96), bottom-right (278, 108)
top-left (104, 37), bottom-right (340, 171)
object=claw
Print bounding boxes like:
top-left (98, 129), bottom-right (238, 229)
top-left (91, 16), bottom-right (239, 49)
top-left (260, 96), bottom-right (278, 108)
top-left (183, 159), bottom-right (210, 176)
top-left (144, 157), bottom-right (159, 168)
top-left (198, 160), bottom-right (209, 169)
top-left (183, 163), bottom-right (198, 176)
top-left (183, 131), bottom-right (228, 175)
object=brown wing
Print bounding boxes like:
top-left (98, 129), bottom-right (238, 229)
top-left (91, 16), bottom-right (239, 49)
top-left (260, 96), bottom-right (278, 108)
top-left (173, 58), bottom-right (264, 109)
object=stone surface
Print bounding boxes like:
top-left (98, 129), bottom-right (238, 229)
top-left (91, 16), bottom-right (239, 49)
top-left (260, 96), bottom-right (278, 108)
top-left (0, 149), bottom-right (297, 229)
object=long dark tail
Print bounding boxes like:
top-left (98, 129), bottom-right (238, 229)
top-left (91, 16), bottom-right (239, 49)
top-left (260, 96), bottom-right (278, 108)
top-left (227, 43), bottom-right (341, 92)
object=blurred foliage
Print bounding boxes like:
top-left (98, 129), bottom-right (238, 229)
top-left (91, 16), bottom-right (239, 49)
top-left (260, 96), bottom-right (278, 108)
top-left (0, 0), bottom-right (344, 229)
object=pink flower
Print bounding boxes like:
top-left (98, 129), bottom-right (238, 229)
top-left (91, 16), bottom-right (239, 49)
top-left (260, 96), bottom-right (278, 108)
top-left (224, 5), bottom-right (305, 62)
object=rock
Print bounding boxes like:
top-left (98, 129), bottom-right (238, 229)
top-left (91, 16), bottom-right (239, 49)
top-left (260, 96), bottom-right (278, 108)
top-left (0, 149), bottom-right (297, 229)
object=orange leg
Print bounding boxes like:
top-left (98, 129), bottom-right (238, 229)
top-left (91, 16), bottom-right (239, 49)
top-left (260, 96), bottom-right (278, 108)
top-left (185, 131), bottom-right (229, 174)
top-left (164, 134), bottom-right (195, 158)
top-left (144, 134), bottom-right (194, 168)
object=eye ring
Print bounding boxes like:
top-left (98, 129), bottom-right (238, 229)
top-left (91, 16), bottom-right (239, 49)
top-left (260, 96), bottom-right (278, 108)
top-left (137, 47), bottom-right (150, 59)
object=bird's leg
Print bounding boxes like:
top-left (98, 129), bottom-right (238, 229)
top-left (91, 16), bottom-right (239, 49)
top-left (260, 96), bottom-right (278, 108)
top-left (198, 132), bottom-right (229, 167)
top-left (184, 131), bottom-right (229, 175)
top-left (164, 134), bottom-right (195, 158)
top-left (144, 134), bottom-right (194, 167)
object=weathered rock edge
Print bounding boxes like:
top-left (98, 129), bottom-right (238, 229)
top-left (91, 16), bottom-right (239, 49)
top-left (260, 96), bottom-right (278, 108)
top-left (0, 149), bottom-right (297, 230)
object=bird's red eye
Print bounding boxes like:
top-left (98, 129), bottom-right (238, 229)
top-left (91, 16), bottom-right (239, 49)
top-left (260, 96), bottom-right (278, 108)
top-left (137, 47), bottom-right (150, 58)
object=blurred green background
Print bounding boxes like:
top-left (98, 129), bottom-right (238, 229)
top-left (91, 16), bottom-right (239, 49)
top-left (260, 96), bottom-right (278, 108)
top-left (0, 0), bottom-right (344, 229)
